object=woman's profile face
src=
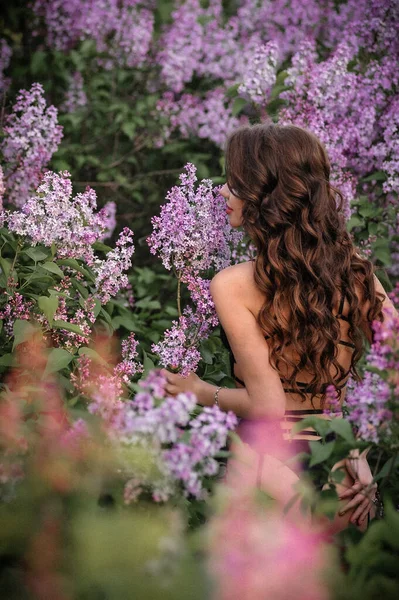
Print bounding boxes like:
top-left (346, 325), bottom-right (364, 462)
top-left (220, 183), bottom-right (244, 228)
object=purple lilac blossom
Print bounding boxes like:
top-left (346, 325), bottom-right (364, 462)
top-left (110, 370), bottom-right (237, 501)
top-left (1, 83), bottom-right (63, 208)
top-left (61, 71), bottom-right (87, 113)
top-left (156, 89), bottom-right (245, 149)
top-left (345, 309), bottom-right (398, 444)
top-left (93, 227), bottom-right (135, 304)
top-left (238, 42), bottom-right (279, 105)
top-left (0, 165), bottom-right (5, 212)
top-left (345, 371), bottom-right (392, 444)
top-left (147, 163), bottom-right (242, 274)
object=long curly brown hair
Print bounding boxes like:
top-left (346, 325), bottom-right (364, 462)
top-left (225, 123), bottom-right (385, 406)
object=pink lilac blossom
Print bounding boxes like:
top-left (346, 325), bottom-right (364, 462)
top-left (1, 83), bottom-right (63, 208)
top-left (60, 71), bottom-right (87, 113)
top-left (0, 39), bottom-right (11, 94)
top-left (114, 332), bottom-right (144, 383)
top-left (98, 200), bottom-right (117, 241)
top-left (6, 171), bottom-right (107, 265)
top-left (33, 0), bottom-right (154, 69)
top-left (93, 227), bottom-right (135, 304)
top-left (238, 42), bottom-right (279, 105)
top-left (0, 292), bottom-right (34, 337)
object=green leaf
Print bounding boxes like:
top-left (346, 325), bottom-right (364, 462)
top-left (92, 242), bottom-right (113, 253)
top-left (41, 262), bottom-right (64, 278)
top-left (30, 50), bottom-right (47, 75)
top-left (53, 320), bottom-right (85, 335)
top-left (142, 350), bottom-right (156, 375)
top-left (0, 256), bottom-right (12, 277)
top-left (44, 348), bottom-right (74, 376)
top-left (38, 295), bottom-right (59, 327)
top-left (13, 320), bottom-right (38, 351)
top-left (122, 122), bottom-right (136, 140)
top-left (57, 259), bottom-right (95, 281)
top-left (309, 441), bottom-right (335, 467)
top-left (78, 347), bottom-right (109, 367)
top-left (232, 97), bottom-right (248, 116)
top-left (329, 418), bottom-right (355, 443)
top-left (24, 247), bottom-right (49, 262)
top-left (346, 215), bottom-right (363, 231)
top-left (362, 171), bottom-right (387, 182)
top-left (374, 455), bottom-right (399, 482)
top-left (0, 353), bottom-right (13, 367)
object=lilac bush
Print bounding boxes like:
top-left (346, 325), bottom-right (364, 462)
top-left (33, 0), bottom-right (154, 69)
top-left (1, 83), bottom-right (63, 208)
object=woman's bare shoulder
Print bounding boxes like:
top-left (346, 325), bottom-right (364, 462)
top-left (210, 261), bottom-right (258, 299)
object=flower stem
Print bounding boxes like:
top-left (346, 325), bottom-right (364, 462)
top-left (177, 273), bottom-right (182, 317)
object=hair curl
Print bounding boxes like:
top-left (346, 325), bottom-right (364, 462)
top-left (225, 123), bottom-right (386, 407)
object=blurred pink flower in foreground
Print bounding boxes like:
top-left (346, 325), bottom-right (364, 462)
top-left (208, 418), bottom-right (331, 600)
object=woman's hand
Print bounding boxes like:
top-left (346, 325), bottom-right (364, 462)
top-left (162, 369), bottom-right (208, 404)
top-left (337, 449), bottom-right (377, 526)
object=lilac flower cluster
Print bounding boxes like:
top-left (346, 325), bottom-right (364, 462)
top-left (157, 89), bottom-right (245, 149)
top-left (0, 292), bottom-right (34, 337)
top-left (148, 163), bottom-right (242, 374)
top-left (238, 42), bottom-right (279, 105)
top-left (33, 0), bottom-right (154, 69)
top-left (148, 163), bottom-right (241, 274)
top-left (114, 333), bottom-right (144, 383)
top-left (60, 71), bottom-right (87, 113)
top-left (1, 83), bottom-right (63, 208)
top-left (6, 171), bottom-right (108, 265)
top-left (346, 371), bottom-right (392, 444)
top-left (93, 227), bottom-right (135, 304)
top-left (98, 201), bottom-right (117, 241)
top-left (0, 38), bottom-right (11, 94)
top-left (345, 306), bottom-right (398, 444)
top-left (110, 370), bottom-right (237, 501)
top-left (151, 315), bottom-right (202, 376)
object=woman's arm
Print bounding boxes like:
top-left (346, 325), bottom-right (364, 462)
top-left (164, 265), bottom-right (287, 420)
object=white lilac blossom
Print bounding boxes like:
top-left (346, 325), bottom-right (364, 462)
top-left (238, 42), bottom-right (279, 105)
top-left (6, 171), bottom-right (108, 265)
top-left (1, 83), bottom-right (63, 208)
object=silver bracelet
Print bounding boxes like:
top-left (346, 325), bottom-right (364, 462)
top-left (214, 386), bottom-right (223, 408)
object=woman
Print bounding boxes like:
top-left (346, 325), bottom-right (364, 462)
top-left (163, 123), bottom-right (395, 529)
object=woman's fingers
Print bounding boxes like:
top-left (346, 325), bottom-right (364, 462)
top-left (339, 481), bottom-right (363, 499)
top-left (338, 491), bottom-right (367, 516)
top-left (350, 497), bottom-right (371, 524)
